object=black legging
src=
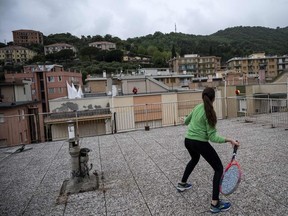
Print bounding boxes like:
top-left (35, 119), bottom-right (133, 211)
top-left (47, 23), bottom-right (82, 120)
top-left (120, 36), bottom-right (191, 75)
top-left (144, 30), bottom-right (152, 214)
top-left (181, 138), bottom-right (223, 200)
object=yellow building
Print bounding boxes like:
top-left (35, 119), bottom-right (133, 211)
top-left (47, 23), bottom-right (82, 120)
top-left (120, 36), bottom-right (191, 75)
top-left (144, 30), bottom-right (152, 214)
top-left (0, 45), bottom-right (37, 64)
top-left (169, 54), bottom-right (221, 77)
top-left (227, 53), bottom-right (288, 82)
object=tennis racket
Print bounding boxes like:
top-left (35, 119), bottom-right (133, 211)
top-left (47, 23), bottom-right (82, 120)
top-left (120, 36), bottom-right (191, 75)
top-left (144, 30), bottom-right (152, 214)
top-left (220, 145), bottom-right (242, 195)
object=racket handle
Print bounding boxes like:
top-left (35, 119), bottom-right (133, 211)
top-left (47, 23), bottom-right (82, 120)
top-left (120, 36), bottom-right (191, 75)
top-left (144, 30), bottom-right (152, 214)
top-left (233, 145), bottom-right (238, 153)
top-left (230, 145), bottom-right (237, 161)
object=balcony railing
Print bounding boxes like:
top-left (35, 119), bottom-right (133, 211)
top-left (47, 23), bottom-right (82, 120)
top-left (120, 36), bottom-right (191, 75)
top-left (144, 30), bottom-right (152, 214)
top-left (1, 98), bottom-right (287, 146)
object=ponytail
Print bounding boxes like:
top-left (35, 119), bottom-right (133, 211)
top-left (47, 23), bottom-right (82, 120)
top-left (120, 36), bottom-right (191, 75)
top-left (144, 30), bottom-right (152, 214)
top-left (202, 88), bottom-right (217, 128)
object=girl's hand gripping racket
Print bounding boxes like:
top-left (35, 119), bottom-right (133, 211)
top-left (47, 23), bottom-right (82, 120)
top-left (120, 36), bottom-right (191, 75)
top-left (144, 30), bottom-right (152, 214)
top-left (220, 145), bottom-right (242, 195)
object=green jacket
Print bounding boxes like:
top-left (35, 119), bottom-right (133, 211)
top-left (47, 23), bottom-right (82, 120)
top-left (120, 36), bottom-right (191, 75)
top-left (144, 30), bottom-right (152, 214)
top-left (184, 103), bottom-right (225, 143)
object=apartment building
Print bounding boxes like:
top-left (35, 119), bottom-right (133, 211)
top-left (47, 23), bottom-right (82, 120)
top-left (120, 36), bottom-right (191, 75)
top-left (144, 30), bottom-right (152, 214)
top-left (44, 43), bottom-right (77, 55)
top-left (0, 80), bottom-right (44, 147)
top-left (89, 41), bottom-right (116, 50)
top-left (12, 29), bottom-right (44, 45)
top-left (0, 45), bottom-right (37, 64)
top-left (5, 64), bottom-right (83, 112)
top-left (169, 54), bottom-right (221, 77)
top-left (123, 54), bottom-right (151, 64)
top-left (227, 53), bottom-right (288, 82)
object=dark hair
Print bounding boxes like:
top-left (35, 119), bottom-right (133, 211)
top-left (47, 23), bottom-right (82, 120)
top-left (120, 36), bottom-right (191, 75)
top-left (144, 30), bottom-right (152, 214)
top-left (202, 87), bottom-right (217, 127)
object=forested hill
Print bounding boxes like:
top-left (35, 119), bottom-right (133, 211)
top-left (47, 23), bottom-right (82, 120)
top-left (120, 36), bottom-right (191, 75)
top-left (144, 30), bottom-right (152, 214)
top-left (1, 26), bottom-right (287, 80)
top-left (210, 26), bottom-right (288, 58)
top-left (127, 26), bottom-right (288, 62)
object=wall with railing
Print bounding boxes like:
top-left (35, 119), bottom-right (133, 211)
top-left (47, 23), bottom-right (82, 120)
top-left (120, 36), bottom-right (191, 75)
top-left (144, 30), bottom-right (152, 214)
top-left (43, 97), bottom-right (288, 141)
top-left (1, 97), bottom-right (287, 147)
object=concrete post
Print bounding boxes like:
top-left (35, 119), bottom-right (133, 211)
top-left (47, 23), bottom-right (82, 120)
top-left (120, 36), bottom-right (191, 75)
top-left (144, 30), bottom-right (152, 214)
top-left (67, 121), bottom-right (80, 179)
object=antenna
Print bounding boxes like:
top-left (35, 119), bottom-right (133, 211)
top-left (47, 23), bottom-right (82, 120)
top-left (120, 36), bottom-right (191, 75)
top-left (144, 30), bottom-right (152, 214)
top-left (175, 23), bottom-right (177, 33)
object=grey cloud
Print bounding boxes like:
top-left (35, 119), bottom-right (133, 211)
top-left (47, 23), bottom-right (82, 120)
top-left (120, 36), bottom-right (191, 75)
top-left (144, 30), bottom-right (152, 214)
top-left (0, 0), bottom-right (287, 43)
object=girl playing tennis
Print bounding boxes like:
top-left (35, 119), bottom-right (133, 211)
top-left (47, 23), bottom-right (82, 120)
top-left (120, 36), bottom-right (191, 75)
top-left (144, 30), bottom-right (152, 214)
top-left (177, 87), bottom-right (240, 213)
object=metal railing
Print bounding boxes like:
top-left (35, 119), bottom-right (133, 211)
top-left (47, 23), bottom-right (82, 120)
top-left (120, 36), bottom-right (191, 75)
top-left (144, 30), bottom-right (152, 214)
top-left (1, 97), bottom-right (287, 147)
top-left (238, 97), bottom-right (288, 128)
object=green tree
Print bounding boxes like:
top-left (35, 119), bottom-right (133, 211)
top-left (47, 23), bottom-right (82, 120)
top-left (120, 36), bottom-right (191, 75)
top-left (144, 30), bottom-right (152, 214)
top-left (171, 44), bottom-right (176, 58)
top-left (29, 54), bottom-right (46, 64)
top-left (147, 45), bottom-right (158, 56)
top-left (105, 50), bottom-right (123, 62)
top-left (55, 49), bottom-right (75, 64)
top-left (0, 43), bottom-right (6, 48)
top-left (91, 35), bottom-right (103, 42)
top-left (80, 47), bottom-right (99, 61)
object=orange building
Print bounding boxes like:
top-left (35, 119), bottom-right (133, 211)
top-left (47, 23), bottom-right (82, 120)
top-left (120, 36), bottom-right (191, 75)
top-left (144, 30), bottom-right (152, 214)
top-left (5, 64), bottom-right (83, 112)
top-left (12, 29), bottom-right (44, 45)
top-left (0, 81), bottom-right (44, 147)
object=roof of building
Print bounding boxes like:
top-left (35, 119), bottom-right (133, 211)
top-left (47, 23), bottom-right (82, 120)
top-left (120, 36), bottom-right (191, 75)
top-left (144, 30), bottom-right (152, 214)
top-left (0, 118), bottom-right (287, 215)
top-left (227, 54), bottom-right (285, 62)
top-left (12, 29), bottom-right (43, 33)
top-left (89, 41), bottom-right (115, 45)
top-left (44, 43), bottom-right (75, 47)
top-left (24, 64), bottom-right (63, 72)
top-left (0, 45), bottom-right (31, 51)
top-left (0, 101), bottom-right (37, 109)
top-left (0, 81), bottom-right (26, 86)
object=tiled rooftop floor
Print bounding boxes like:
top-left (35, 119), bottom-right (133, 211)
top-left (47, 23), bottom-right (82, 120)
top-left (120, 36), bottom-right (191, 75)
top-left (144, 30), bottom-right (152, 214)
top-left (0, 118), bottom-right (287, 216)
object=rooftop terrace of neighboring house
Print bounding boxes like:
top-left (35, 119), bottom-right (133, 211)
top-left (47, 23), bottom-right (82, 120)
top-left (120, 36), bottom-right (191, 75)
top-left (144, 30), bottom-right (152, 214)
top-left (0, 116), bottom-right (287, 215)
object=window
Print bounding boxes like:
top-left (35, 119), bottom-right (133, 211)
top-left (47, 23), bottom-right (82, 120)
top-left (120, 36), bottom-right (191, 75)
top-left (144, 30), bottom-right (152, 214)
top-left (58, 76), bottom-right (62, 82)
top-left (48, 88), bottom-right (55, 94)
top-left (23, 87), bottom-right (26, 95)
top-left (59, 87), bottom-right (63, 93)
top-left (0, 114), bottom-right (4, 123)
top-left (238, 99), bottom-right (247, 113)
top-left (47, 76), bottom-right (55, 82)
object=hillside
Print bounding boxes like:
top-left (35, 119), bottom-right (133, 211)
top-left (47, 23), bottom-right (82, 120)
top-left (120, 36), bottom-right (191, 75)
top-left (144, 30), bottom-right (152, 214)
top-left (210, 26), bottom-right (288, 57)
top-left (1, 26), bottom-right (288, 80)
top-left (127, 26), bottom-right (288, 62)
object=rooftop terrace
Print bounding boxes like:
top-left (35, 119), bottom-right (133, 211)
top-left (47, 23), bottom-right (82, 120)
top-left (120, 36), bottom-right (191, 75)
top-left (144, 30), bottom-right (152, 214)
top-left (0, 117), bottom-right (287, 215)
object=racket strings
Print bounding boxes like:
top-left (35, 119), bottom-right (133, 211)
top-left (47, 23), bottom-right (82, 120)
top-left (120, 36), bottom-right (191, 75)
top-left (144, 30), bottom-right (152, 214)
top-left (221, 165), bottom-right (240, 194)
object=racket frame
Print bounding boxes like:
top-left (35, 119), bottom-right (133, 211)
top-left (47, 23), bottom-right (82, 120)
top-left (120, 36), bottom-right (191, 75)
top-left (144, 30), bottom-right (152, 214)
top-left (220, 146), bottom-right (242, 195)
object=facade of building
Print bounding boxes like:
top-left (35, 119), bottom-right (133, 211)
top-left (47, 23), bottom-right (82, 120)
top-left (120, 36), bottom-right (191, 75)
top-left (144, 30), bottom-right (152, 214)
top-left (89, 41), bottom-right (116, 50)
top-left (46, 90), bottom-right (204, 141)
top-left (44, 43), bottom-right (77, 55)
top-left (169, 54), bottom-right (221, 77)
top-left (0, 81), bottom-right (44, 147)
top-left (227, 53), bottom-right (288, 82)
top-left (123, 54), bottom-right (151, 64)
top-left (86, 74), bottom-right (171, 96)
top-left (0, 79), bottom-right (32, 102)
top-left (85, 77), bottom-right (108, 94)
top-left (4, 64), bottom-right (83, 112)
top-left (0, 45), bottom-right (37, 64)
top-left (12, 29), bottom-right (44, 45)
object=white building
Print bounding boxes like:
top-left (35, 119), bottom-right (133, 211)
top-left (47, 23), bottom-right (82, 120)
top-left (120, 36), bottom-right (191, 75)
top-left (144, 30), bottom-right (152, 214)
top-left (89, 41), bottom-right (116, 50)
top-left (44, 43), bottom-right (77, 55)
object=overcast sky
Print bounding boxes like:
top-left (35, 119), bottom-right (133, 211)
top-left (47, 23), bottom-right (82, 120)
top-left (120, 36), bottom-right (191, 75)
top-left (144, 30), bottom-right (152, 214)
top-left (1, 0), bottom-right (287, 43)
